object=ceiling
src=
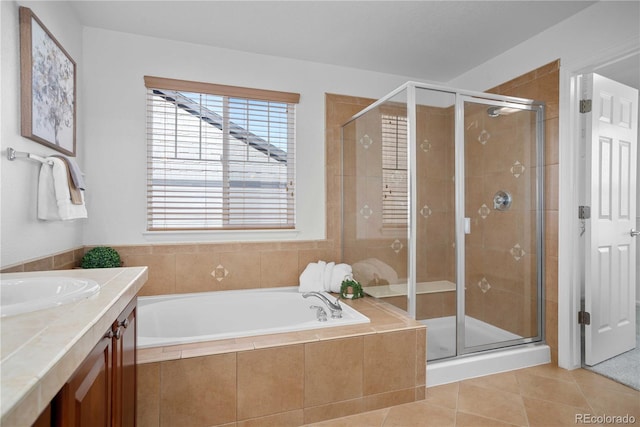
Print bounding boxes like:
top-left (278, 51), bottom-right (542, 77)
top-left (69, 1), bottom-right (604, 83)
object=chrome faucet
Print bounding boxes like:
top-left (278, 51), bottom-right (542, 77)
top-left (303, 292), bottom-right (342, 318)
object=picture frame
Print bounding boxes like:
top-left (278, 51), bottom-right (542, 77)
top-left (19, 6), bottom-right (76, 157)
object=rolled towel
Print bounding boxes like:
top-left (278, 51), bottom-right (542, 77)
top-left (323, 262), bottom-right (335, 292)
top-left (299, 262), bottom-right (324, 292)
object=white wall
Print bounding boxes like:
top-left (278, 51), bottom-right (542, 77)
top-left (81, 27), bottom-right (419, 245)
top-left (1, 0), bottom-right (84, 267)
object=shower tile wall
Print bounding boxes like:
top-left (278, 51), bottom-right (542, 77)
top-left (488, 60), bottom-right (560, 362)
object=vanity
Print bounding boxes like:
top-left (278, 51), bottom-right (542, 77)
top-left (0, 267), bottom-right (148, 426)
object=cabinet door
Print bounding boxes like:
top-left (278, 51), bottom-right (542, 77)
top-left (55, 331), bottom-right (113, 427)
top-left (113, 298), bottom-right (137, 427)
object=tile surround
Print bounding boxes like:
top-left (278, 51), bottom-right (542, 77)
top-left (136, 297), bottom-right (427, 426)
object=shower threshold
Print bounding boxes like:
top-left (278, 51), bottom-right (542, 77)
top-left (422, 316), bottom-right (550, 387)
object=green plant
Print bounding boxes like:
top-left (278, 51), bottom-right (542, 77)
top-left (81, 246), bottom-right (121, 269)
top-left (340, 278), bottom-right (364, 299)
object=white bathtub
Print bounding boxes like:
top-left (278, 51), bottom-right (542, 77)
top-left (137, 287), bottom-right (370, 348)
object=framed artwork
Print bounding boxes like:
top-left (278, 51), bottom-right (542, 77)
top-left (19, 6), bottom-right (76, 156)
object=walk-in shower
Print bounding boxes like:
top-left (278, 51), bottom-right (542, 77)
top-left (341, 82), bottom-right (550, 385)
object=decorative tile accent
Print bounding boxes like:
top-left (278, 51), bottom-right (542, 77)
top-left (478, 204), bottom-right (491, 219)
top-left (391, 239), bottom-right (404, 254)
top-left (510, 243), bottom-right (526, 261)
top-left (511, 160), bottom-right (525, 178)
top-left (359, 134), bottom-right (373, 149)
top-left (420, 205), bottom-right (432, 218)
top-left (477, 129), bottom-right (490, 145)
top-left (420, 139), bottom-right (432, 153)
top-left (359, 204), bottom-right (373, 219)
top-left (478, 277), bottom-right (491, 294)
top-left (211, 264), bottom-right (229, 282)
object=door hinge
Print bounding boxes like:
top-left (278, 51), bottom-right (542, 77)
top-left (578, 310), bottom-right (591, 325)
top-left (580, 99), bottom-right (592, 113)
top-left (578, 206), bottom-right (591, 219)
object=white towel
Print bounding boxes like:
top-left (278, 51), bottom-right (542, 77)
top-left (323, 261), bottom-right (335, 291)
top-left (299, 262), bottom-right (325, 293)
top-left (299, 261), bottom-right (353, 293)
top-left (38, 157), bottom-right (88, 221)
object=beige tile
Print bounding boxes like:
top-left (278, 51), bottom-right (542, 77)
top-left (126, 253), bottom-right (176, 296)
top-left (382, 401), bottom-right (455, 427)
top-left (137, 363), bottom-right (160, 427)
top-left (523, 396), bottom-right (591, 427)
top-left (260, 250), bottom-right (299, 287)
top-left (515, 370), bottom-right (590, 409)
top-left (424, 382), bottom-right (459, 410)
top-left (457, 383), bottom-right (528, 426)
top-left (175, 251), bottom-right (220, 293)
top-left (580, 382), bottom-right (640, 420)
top-left (363, 388), bottom-right (416, 412)
top-left (455, 412), bottom-right (520, 427)
top-left (237, 345), bottom-right (304, 420)
top-left (160, 354), bottom-right (236, 427)
top-left (237, 409), bottom-right (304, 427)
top-left (305, 408), bottom-right (388, 427)
top-left (303, 398), bottom-right (365, 425)
top-left (305, 337), bottom-right (364, 407)
top-left (364, 331), bottom-right (417, 395)
top-left (220, 250), bottom-right (262, 289)
top-left (570, 368), bottom-right (639, 396)
top-left (463, 370), bottom-right (520, 395)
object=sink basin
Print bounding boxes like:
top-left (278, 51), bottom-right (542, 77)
top-left (1, 276), bottom-right (100, 317)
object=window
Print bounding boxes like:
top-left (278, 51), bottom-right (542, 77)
top-left (381, 113), bottom-right (408, 227)
top-left (144, 76), bottom-right (299, 231)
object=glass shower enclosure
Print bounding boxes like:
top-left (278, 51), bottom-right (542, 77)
top-left (341, 82), bottom-right (544, 360)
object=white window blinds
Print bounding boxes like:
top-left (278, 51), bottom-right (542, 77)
top-left (144, 76), bottom-right (299, 231)
top-left (381, 113), bottom-right (408, 227)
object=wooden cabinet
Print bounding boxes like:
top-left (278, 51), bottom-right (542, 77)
top-left (54, 299), bottom-right (136, 427)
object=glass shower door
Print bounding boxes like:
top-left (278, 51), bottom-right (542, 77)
top-left (459, 97), bottom-right (544, 353)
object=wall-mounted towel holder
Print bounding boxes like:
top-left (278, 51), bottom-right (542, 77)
top-left (6, 147), bottom-right (54, 165)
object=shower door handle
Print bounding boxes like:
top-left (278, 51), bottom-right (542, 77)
top-left (630, 229), bottom-right (640, 237)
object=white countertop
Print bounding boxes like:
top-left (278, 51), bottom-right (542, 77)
top-left (0, 267), bottom-right (148, 426)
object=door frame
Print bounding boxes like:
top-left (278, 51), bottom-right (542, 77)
top-left (558, 39), bottom-right (639, 369)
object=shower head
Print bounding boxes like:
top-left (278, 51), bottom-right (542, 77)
top-left (487, 106), bottom-right (502, 117)
top-left (487, 106), bottom-right (521, 118)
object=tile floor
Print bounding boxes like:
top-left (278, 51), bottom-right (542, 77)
top-left (306, 364), bottom-right (640, 426)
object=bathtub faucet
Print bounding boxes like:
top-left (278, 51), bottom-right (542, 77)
top-left (303, 292), bottom-right (342, 318)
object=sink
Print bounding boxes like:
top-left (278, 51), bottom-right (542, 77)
top-left (1, 276), bottom-right (100, 317)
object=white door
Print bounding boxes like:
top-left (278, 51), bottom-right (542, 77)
top-left (583, 73), bottom-right (638, 366)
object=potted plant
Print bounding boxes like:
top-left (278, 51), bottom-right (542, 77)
top-left (340, 278), bottom-right (364, 299)
top-left (81, 246), bottom-right (122, 269)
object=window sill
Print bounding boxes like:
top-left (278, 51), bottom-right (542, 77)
top-left (142, 228), bottom-right (301, 243)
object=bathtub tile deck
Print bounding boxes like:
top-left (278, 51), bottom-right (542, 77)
top-left (305, 365), bottom-right (640, 427)
top-left (137, 295), bottom-right (424, 363)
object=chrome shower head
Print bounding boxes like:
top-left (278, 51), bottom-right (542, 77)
top-left (487, 106), bottom-right (502, 117)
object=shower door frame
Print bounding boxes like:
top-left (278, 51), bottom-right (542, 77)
top-left (341, 81), bottom-right (546, 357)
top-left (454, 94), bottom-right (546, 356)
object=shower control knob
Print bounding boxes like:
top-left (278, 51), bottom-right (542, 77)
top-left (630, 229), bottom-right (640, 237)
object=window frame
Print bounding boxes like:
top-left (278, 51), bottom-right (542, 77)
top-left (144, 76), bottom-right (299, 232)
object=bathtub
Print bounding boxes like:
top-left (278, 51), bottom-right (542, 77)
top-left (137, 287), bottom-right (370, 348)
